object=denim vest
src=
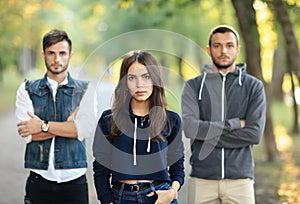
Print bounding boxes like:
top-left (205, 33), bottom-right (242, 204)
top-left (24, 73), bottom-right (88, 169)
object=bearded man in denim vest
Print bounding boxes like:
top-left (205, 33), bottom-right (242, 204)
top-left (16, 29), bottom-right (97, 204)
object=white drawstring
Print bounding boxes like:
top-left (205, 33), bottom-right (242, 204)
top-left (198, 72), bottom-right (207, 100)
top-left (147, 137), bottom-right (151, 152)
top-left (133, 117), bottom-right (137, 166)
top-left (238, 68), bottom-right (242, 86)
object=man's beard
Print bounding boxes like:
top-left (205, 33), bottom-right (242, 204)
top-left (211, 56), bottom-right (235, 70)
top-left (45, 63), bottom-right (69, 75)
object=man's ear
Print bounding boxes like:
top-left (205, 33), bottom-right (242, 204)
top-left (237, 45), bottom-right (241, 55)
top-left (206, 46), bottom-right (211, 56)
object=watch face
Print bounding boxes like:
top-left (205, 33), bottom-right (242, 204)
top-left (42, 122), bottom-right (49, 132)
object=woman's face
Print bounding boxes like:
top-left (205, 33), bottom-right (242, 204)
top-left (127, 62), bottom-right (153, 103)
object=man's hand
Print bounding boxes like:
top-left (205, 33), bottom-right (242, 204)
top-left (17, 112), bottom-right (43, 137)
top-left (17, 110), bottom-right (78, 141)
top-left (240, 119), bottom-right (246, 128)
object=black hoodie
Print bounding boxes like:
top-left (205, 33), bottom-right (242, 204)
top-left (181, 63), bottom-right (266, 179)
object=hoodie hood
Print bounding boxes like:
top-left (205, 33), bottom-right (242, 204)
top-left (201, 63), bottom-right (246, 75)
top-left (198, 63), bottom-right (247, 100)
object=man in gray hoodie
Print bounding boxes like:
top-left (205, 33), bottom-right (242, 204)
top-left (181, 25), bottom-right (266, 204)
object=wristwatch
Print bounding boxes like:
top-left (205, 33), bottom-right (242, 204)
top-left (41, 121), bottom-right (49, 132)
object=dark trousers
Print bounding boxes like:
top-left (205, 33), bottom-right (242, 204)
top-left (24, 171), bottom-right (89, 204)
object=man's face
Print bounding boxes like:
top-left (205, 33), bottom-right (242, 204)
top-left (42, 40), bottom-right (72, 76)
top-left (207, 32), bottom-right (240, 71)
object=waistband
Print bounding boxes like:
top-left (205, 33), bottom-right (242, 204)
top-left (112, 180), bottom-right (164, 192)
top-left (29, 171), bottom-right (86, 184)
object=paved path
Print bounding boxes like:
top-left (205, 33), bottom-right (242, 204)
top-left (0, 80), bottom-right (190, 204)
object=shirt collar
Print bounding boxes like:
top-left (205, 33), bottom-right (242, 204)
top-left (47, 76), bottom-right (68, 90)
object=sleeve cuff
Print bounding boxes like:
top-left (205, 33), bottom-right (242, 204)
top-left (99, 193), bottom-right (114, 204)
top-left (172, 176), bottom-right (184, 189)
top-left (226, 118), bottom-right (241, 130)
top-left (24, 135), bottom-right (32, 143)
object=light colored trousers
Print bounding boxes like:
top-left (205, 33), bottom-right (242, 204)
top-left (188, 177), bottom-right (255, 204)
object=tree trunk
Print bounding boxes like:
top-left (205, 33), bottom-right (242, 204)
top-left (265, 83), bottom-right (281, 161)
top-left (230, 0), bottom-right (261, 78)
top-left (272, 37), bottom-right (286, 101)
top-left (289, 70), bottom-right (299, 134)
top-left (272, 0), bottom-right (300, 134)
top-left (177, 53), bottom-right (183, 79)
top-left (272, 0), bottom-right (300, 78)
top-left (0, 56), bottom-right (3, 83)
top-left (231, 0), bottom-right (280, 162)
top-left (17, 47), bottom-right (36, 76)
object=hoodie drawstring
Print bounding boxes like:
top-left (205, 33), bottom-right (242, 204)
top-left (238, 68), bottom-right (242, 86)
top-left (133, 117), bottom-right (151, 165)
top-left (133, 117), bottom-right (137, 166)
top-left (198, 72), bottom-right (207, 100)
top-left (147, 138), bottom-right (151, 152)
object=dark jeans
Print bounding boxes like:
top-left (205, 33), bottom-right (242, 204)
top-left (112, 181), bottom-right (178, 204)
top-left (24, 171), bottom-right (89, 204)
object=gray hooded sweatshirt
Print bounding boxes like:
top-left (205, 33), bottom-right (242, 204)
top-left (181, 63), bottom-right (266, 179)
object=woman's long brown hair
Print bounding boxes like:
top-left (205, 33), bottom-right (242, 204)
top-left (110, 50), bottom-right (167, 141)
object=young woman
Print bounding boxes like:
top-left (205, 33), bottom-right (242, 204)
top-left (93, 50), bottom-right (185, 204)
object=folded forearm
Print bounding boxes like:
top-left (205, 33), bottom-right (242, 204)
top-left (31, 132), bottom-right (55, 141)
top-left (48, 121), bottom-right (78, 138)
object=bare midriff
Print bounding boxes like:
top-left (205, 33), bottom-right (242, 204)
top-left (119, 180), bottom-right (153, 184)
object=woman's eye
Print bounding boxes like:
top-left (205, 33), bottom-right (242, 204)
top-left (143, 75), bottom-right (150, 80)
top-left (128, 76), bottom-right (135, 81)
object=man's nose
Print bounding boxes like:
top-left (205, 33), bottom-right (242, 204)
top-left (54, 54), bottom-right (61, 62)
top-left (221, 46), bottom-right (227, 53)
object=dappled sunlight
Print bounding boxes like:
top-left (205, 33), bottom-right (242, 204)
top-left (286, 0), bottom-right (300, 7)
top-left (274, 126), bottom-right (292, 152)
top-left (282, 73), bottom-right (299, 93)
top-left (274, 125), bottom-right (300, 203)
top-left (278, 152), bottom-right (300, 203)
top-left (181, 61), bottom-right (199, 80)
top-left (108, 59), bottom-right (122, 82)
top-left (282, 73), bottom-right (300, 106)
top-left (23, 4), bottom-right (41, 18)
top-left (118, 0), bottom-right (134, 9)
top-left (254, 0), bottom-right (277, 83)
top-left (295, 87), bottom-right (300, 105)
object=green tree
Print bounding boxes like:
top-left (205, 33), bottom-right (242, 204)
top-left (271, 0), bottom-right (300, 134)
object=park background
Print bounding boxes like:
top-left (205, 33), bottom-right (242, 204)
top-left (1, 0), bottom-right (300, 203)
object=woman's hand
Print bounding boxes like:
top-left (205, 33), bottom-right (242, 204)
top-left (147, 188), bottom-right (176, 204)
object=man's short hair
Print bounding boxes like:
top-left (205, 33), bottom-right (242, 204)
top-left (42, 29), bottom-right (72, 52)
top-left (208, 25), bottom-right (239, 46)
